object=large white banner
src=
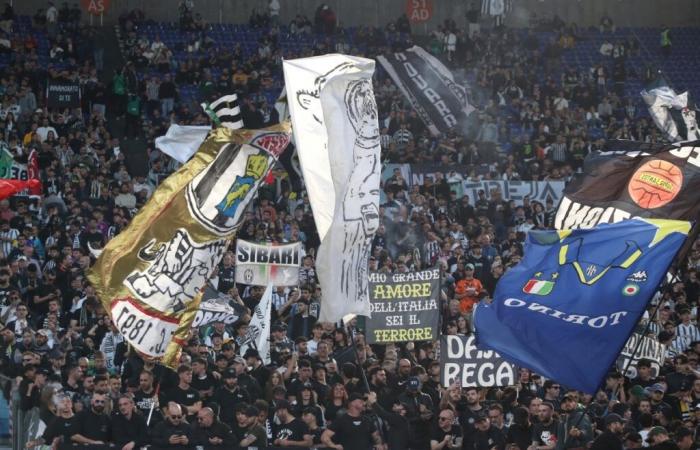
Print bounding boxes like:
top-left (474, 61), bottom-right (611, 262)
top-left (283, 55), bottom-right (380, 322)
top-left (235, 240), bottom-right (301, 286)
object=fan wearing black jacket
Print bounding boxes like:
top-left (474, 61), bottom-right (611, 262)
top-left (191, 407), bottom-right (235, 449)
top-left (151, 402), bottom-right (194, 450)
top-left (112, 394), bottom-right (149, 450)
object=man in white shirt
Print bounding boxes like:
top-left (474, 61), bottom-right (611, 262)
top-left (36, 118), bottom-right (58, 142)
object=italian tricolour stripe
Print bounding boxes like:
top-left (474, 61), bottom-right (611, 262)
top-left (523, 279), bottom-right (554, 295)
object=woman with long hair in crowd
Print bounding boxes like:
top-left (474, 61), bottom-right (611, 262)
top-left (295, 385), bottom-right (326, 427)
top-left (264, 370), bottom-right (285, 403)
top-left (323, 382), bottom-right (348, 424)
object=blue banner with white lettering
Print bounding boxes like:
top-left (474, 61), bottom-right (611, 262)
top-left (474, 219), bottom-right (689, 393)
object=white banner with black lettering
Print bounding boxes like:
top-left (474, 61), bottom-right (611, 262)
top-left (235, 240), bottom-right (301, 286)
top-left (283, 55), bottom-right (381, 322)
top-left (239, 284), bottom-right (272, 364)
top-left (616, 332), bottom-right (666, 379)
top-left (377, 46), bottom-right (474, 136)
top-left (440, 334), bottom-right (517, 387)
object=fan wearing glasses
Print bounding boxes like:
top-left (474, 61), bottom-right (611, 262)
top-left (151, 402), bottom-right (194, 449)
top-left (70, 392), bottom-right (112, 447)
top-left (431, 408), bottom-right (463, 450)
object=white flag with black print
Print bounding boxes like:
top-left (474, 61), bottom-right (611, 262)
top-left (283, 55), bottom-right (381, 322)
top-left (239, 284), bottom-right (273, 364)
top-left (641, 81), bottom-right (700, 142)
top-left (201, 93), bottom-right (245, 130)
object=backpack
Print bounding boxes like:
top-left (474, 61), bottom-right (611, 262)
top-left (127, 95), bottom-right (140, 116)
top-left (113, 73), bottom-right (126, 96)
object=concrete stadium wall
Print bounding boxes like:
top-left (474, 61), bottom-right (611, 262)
top-left (9, 0), bottom-right (700, 29)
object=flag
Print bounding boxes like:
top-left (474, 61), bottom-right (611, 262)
top-left (88, 123), bottom-right (292, 367)
top-left (283, 55), bottom-right (381, 322)
top-left (240, 284), bottom-right (273, 364)
top-left (192, 283), bottom-right (246, 328)
top-left (555, 140), bottom-right (700, 230)
top-left (0, 179), bottom-right (41, 200)
top-left (26, 149), bottom-right (41, 196)
top-left (155, 124), bottom-right (211, 163)
top-left (474, 219), bottom-right (689, 393)
top-left (641, 79), bottom-right (700, 143)
top-left (273, 87), bottom-right (304, 193)
top-left (377, 46), bottom-right (474, 136)
top-left (201, 94), bottom-right (244, 130)
top-left (235, 239), bottom-right (301, 286)
top-left (481, 0), bottom-right (512, 16)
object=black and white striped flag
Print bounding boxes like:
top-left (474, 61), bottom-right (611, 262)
top-left (481, 0), bottom-right (513, 16)
top-left (201, 94), bottom-right (244, 130)
top-left (641, 80), bottom-right (700, 143)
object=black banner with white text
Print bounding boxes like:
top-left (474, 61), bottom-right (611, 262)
top-left (377, 46), bottom-right (474, 136)
top-left (440, 334), bottom-right (517, 387)
top-left (366, 268), bottom-right (440, 344)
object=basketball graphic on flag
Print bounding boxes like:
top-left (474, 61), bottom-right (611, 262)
top-left (627, 159), bottom-right (683, 209)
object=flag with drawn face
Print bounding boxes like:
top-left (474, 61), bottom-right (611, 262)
top-left (283, 55), bottom-right (381, 323)
top-left (88, 123), bottom-right (292, 367)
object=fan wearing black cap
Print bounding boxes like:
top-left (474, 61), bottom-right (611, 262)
top-left (212, 367), bottom-right (250, 428)
top-left (321, 393), bottom-right (384, 450)
top-left (19, 365), bottom-right (47, 410)
top-left (589, 413), bottom-right (624, 450)
top-left (272, 399), bottom-right (312, 448)
top-left (398, 376), bottom-right (435, 449)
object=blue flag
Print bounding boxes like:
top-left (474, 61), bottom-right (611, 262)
top-left (473, 219), bottom-right (690, 393)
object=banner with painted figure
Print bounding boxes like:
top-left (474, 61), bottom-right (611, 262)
top-left (440, 335), bottom-right (517, 387)
top-left (474, 219), bottom-right (689, 393)
top-left (616, 332), bottom-right (666, 379)
top-left (235, 240), bottom-right (301, 286)
top-left (191, 283), bottom-right (246, 328)
top-left (88, 123), bottom-right (292, 367)
top-left (284, 55), bottom-right (381, 323)
top-left (377, 46), bottom-right (474, 136)
top-left (555, 140), bottom-right (700, 230)
top-left (366, 268), bottom-right (440, 344)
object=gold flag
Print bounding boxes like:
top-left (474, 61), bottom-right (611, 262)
top-left (88, 123), bottom-right (292, 367)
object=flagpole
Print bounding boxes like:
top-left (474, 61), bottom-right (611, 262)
top-left (344, 320), bottom-right (371, 394)
top-left (618, 219), bottom-right (700, 380)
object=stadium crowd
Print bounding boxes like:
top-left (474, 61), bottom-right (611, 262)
top-left (0, 1), bottom-right (698, 449)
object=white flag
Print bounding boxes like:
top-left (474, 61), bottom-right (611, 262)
top-left (283, 55), bottom-right (380, 322)
top-left (641, 85), bottom-right (700, 142)
top-left (155, 124), bottom-right (210, 163)
top-left (240, 284), bottom-right (273, 364)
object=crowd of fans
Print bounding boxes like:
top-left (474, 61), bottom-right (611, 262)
top-left (0, 1), bottom-right (698, 449)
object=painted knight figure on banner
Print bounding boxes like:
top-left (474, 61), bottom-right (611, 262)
top-left (283, 55), bottom-right (381, 322)
top-left (88, 124), bottom-right (292, 367)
